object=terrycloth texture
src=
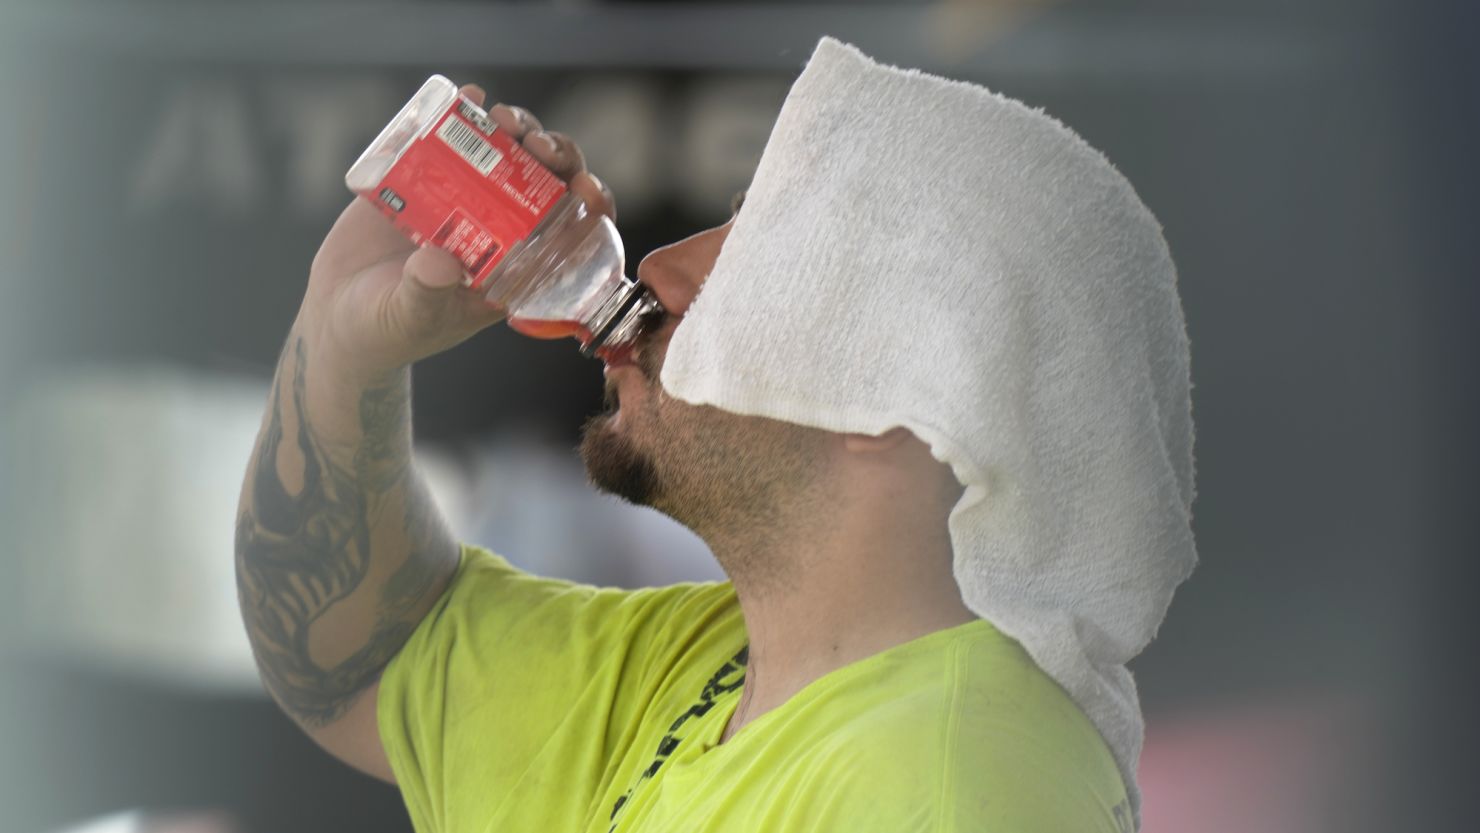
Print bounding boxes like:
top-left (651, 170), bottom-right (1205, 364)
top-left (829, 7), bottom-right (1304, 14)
top-left (659, 36), bottom-right (1196, 827)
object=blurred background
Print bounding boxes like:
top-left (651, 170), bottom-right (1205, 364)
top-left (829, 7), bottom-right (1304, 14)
top-left (0, 0), bottom-right (1474, 831)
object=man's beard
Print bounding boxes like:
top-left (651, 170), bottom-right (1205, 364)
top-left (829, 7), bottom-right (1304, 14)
top-left (580, 330), bottom-right (668, 507)
top-left (579, 356), bottom-right (832, 578)
top-left (579, 386), bottom-right (662, 507)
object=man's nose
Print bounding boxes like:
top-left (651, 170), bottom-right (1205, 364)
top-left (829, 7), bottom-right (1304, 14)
top-left (636, 223), bottom-right (730, 316)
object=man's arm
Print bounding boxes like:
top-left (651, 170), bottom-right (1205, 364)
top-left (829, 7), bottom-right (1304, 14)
top-left (235, 329), bottom-right (456, 781)
top-left (232, 82), bottom-right (614, 781)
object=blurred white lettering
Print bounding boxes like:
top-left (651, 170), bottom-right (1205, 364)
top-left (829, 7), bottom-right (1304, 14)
top-left (264, 79), bottom-right (403, 217)
top-left (678, 79), bottom-right (787, 214)
top-left (129, 82), bottom-right (262, 215)
top-left (126, 75), bottom-right (788, 219)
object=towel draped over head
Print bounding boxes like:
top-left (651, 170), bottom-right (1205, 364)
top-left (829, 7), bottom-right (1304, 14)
top-left (659, 36), bottom-right (1196, 827)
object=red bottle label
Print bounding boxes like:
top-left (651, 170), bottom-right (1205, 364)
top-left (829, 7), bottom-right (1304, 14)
top-left (357, 100), bottom-right (568, 287)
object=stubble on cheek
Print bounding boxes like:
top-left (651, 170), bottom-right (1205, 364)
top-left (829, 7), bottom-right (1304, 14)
top-left (601, 377), bottom-right (620, 413)
top-left (639, 334), bottom-right (666, 384)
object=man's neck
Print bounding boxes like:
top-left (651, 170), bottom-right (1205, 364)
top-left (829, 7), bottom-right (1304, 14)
top-left (708, 503), bottom-right (977, 745)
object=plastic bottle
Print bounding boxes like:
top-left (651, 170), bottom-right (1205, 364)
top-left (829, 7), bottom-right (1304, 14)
top-left (345, 75), bottom-right (660, 359)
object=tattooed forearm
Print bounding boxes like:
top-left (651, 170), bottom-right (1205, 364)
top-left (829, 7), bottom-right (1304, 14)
top-left (355, 381), bottom-right (412, 495)
top-left (235, 336), bottom-right (455, 728)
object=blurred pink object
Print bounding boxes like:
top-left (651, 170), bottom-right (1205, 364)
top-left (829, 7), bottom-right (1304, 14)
top-left (1138, 695), bottom-right (1374, 833)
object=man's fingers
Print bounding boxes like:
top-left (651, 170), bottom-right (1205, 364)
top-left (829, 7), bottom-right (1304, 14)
top-left (474, 99), bottom-right (612, 217)
top-left (569, 172), bottom-right (616, 222)
top-left (458, 83), bottom-right (486, 107)
top-left (489, 103), bottom-right (542, 140)
top-left (486, 103), bottom-right (589, 183)
top-left (522, 130), bottom-right (586, 180)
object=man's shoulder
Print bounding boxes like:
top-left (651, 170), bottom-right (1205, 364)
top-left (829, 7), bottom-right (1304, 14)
top-left (774, 622), bottom-right (1014, 767)
top-left (786, 621), bottom-right (1129, 829)
top-left (810, 618), bottom-right (1048, 733)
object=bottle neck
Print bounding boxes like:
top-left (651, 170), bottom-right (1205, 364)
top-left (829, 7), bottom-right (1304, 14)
top-left (582, 281), bottom-right (661, 357)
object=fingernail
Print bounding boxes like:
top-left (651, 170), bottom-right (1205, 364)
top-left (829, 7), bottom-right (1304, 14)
top-left (532, 132), bottom-right (560, 155)
top-left (587, 172), bottom-right (607, 194)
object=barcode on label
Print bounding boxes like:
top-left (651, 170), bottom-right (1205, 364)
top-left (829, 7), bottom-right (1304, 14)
top-left (437, 116), bottom-right (503, 176)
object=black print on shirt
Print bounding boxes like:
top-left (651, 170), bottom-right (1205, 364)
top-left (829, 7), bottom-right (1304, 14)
top-left (606, 646), bottom-right (748, 832)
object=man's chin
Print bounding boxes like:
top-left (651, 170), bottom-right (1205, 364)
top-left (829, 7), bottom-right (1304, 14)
top-left (579, 411), bottom-right (659, 507)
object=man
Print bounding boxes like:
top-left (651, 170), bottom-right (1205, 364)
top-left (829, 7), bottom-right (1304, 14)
top-left (236, 37), bottom-right (1192, 832)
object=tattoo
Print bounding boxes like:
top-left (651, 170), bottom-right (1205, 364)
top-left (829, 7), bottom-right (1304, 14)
top-left (355, 382), bottom-right (412, 494)
top-left (235, 337), bottom-right (451, 727)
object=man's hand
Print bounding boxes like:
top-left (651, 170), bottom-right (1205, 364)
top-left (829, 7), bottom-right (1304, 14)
top-left (296, 83), bottom-right (617, 383)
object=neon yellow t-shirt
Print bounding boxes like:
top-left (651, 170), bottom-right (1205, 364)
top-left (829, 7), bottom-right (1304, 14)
top-left (378, 545), bottom-right (1133, 833)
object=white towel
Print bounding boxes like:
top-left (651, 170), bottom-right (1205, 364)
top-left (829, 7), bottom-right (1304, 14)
top-left (660, 36), bottom-right (1196, 826)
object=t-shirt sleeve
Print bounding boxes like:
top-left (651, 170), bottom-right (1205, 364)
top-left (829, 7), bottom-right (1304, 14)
top-left (376, 543), bottom-right (737, 833)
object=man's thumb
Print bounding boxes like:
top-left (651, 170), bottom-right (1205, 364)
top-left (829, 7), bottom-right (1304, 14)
top-left (389, 242), bottom-right (469, 340)
top-left (403, 243), bottom-right (466, 292)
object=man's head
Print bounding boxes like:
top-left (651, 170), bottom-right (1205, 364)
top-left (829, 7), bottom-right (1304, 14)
top-left (599, 37), bottom-right (1195, 821)
top-left (579, 195), bottom-right (962, 567)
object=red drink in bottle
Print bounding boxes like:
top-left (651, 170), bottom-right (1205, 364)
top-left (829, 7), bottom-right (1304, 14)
top-left (507, 317), bottom-right (636, 365)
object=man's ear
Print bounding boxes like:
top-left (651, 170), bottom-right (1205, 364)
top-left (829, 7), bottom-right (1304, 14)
top-left (841, 426), bottom-right (913, 454)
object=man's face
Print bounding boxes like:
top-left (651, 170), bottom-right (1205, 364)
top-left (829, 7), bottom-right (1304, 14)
top-left (580, 196), bottom-right (831, 536)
